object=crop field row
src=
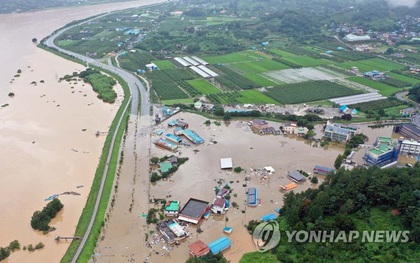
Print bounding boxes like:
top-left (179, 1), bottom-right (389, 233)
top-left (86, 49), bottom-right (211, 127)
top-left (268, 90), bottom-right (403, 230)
top-left (264, 80), bottom-right (362, 104)
top-left (351, 98), bottom-right (405, 111)
top-left (202, 50), bottom-right (269, 64)
top-left (146, 71), bottom-right (188, 100)
top-left (347, 76), bottom-right (398, 96)
top-left (187, 79), bottom-right (221, 94)
top-left (244, 74), bottom-right (278, 86)
top-left (206, 92), bottom-right (241, 104)
top-left (336, 58), bottom-right (405, 73)
top-left (230, 59), bottom-right (290, 74)
top-left (236, 90), bottom-right (279, 104)
top-left (118, 50), bottom-right (155, 72)
top-left (214, 65), bottom-right (259, 90)
top-left (381, 78), bottom-right (412, 88)
top-left (387, 72), bottom-right (420, 85)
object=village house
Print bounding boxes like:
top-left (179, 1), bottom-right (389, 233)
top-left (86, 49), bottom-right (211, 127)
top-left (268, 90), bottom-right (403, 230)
top-left (210, 197), bottom-right (227, 215)
top-left (259, 127), bottom-right (281, 135)
top-left (284, 123), bottom-right (308, 136)
top-left (323, 121), bottom-right (360, 142)
top-left (251, 119), bottom-right (269, 130)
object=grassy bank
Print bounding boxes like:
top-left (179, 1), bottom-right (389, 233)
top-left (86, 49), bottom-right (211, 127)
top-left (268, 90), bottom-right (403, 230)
top-left (39, 44), bottom-right (133, 262)
top-left (60, 72), bottom-right (130, 262)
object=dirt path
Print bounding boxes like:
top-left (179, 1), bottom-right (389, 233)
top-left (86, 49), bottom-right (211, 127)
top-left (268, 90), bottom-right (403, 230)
top-left (93, 114), bottom-right (153, 263)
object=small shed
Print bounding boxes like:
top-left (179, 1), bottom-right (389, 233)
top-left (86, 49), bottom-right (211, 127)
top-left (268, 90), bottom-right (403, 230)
top-left (280, 183), bottom-right (297, 191)
top-left (220, 158), bottom-right (233, 169)
top-left (194, 101), bottom-right (202, 109)
top-left (339, 105), bottom-right (348, 112)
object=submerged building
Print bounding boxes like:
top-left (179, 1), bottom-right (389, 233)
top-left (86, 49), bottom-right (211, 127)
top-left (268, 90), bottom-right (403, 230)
top-left (323, 121), bottom-right (360, 142)
top-left (363, 137), bottom-right (399, 167)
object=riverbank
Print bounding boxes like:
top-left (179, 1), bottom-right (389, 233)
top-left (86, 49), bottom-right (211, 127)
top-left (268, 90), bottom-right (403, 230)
top-left (0, 1), bottom-right (164, 262)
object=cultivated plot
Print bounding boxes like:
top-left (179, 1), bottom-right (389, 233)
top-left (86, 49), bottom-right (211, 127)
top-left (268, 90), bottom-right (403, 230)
top-left (264, 66), bottom-right (347, 84)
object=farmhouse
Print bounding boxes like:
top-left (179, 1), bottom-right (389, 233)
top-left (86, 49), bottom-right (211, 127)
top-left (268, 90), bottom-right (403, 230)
top-left (284, 123), bottom-right (308, 136)
top-left (159, 161), bottom-right (173, 173)
top-left (178, 198), bottom-right (210, 224)
top-left (363, 137), bottom-right (399, 167)
top-left (251, 119), bottom-right (269, 130)
top-left (210, 197), bottom-right (227, 214)
top-left (178, 129), bottom-right (204, 144)
top-left (165, 134), bottom-right (182, 144)
top-left (164, 201), bottom-right (180, 217)
top-left (288, 170), bottom-right (306, 183)
top-left (188, 240), bottom-right (210, 257)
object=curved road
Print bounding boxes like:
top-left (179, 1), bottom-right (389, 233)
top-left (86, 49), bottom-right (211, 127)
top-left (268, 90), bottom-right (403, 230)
top-left (43, 15), bottom-right (151, 263)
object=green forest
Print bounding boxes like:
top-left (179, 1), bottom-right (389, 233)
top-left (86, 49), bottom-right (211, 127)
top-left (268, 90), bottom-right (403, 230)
top-left (242, 165), bottom-right (420, 263)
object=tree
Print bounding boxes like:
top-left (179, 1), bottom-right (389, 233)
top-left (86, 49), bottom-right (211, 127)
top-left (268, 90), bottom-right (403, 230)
top-left (234, 167), bottom-right (243, 173)
top-left (32, 38), bottom-right (38, 43)
top-left (334, 154), bottom-right (344, 169)
top-left (223, 112), bottom-right (231, 121)
top-left (150, 157), bottom-right (159, 165)
top-left (311, 176), bottom-right (318, 184)
top-left (0, 247), bottom-right (10, 261)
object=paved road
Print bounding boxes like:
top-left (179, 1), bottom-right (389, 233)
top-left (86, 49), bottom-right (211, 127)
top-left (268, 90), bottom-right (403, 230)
top-left (43, 16), bottom-right (150, 116)
top-left (42, 15), bottom-right (151, 263)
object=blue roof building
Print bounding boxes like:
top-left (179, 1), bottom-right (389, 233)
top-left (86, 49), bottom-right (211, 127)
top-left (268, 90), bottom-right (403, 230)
top-left (339, 105), bottom-right (348, 112)
top-left (166, 134), bottom-right (182, 143)
top-left (247, 187), bottom-right (258, 207)
top-left (261, 213), bottom-right (277, 222)
top-left (363, 137), bottom-right (399, 167)
top-left (208, 236), bottom-right (231, 254)
top-left (182, 129), bottom-right (204, 144)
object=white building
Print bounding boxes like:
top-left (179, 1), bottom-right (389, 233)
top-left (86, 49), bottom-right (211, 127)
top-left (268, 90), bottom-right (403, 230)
top-left (344, 34), bottom-right (371, 42)
top-left (400, 140), bottom-right (420, 156)
top-left (210, 197), bottom-right (226, 214)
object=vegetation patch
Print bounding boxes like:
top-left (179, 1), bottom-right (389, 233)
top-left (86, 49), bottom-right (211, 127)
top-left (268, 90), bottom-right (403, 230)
top-left (118, 50), bottom-right (155, 72)
top-left (30, 199), bottom-right (63, 232)
top-left (348, 76), bottom-right (398, 96)
top-left (187, 79), bottom-right (221, 94)
top-left (237, 90), bottom-right (279, 104)
top-left (265, 80), bottom-right (361, 104)
top-left (151, 60), bottom-right (175, 70)
top-left (0, 240), bottom-right (20, 261)
top-left (244, 74), bottom-right (278, 86)
top-left (215, 65), bottom-right (259, 90)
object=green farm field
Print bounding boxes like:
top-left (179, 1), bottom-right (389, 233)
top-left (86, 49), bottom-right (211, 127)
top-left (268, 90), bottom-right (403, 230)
top-left (336, 58), bottom-right (405, 73)
top-left (202, 50), bottom-right (269, 64)
top-left (281, 56), bottom-right (331, 67)
top-left (244, 74), bottom-right (278, 86)
top-left (347, 76), bottom-right (400, 96)
top-left (161, 98), bottom-right (195, 105)
top-left (152, 60), bottom-right (175, 70)
top-left (231, 59), bottom-right (290, 74)
top-left (387, 72), bottom-right (420, 85)
top-left (237, 90), bottom-right (279, 104)
top-left (265, 80), bottom-right (362, 104)
top-left (187, 79), bottom-right (221, 94)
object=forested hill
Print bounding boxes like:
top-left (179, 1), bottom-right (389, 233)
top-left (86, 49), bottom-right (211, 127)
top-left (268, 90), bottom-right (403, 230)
top-left (241, 165), bottom-right (420, 263)
top-left (0, 0), bottom-right (132, 14)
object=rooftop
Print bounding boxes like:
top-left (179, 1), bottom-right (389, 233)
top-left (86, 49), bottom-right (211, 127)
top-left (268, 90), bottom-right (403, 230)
top-left (220, 158), bottom-right (233, 169)
top-left (165, 201), bottom-right (180, 212)
top-left (252, 119), bottom-right (268, 125)
top-left (188, 240), bottom-right (209, 257)
top-left (160, 162), bottom-right (173, 173)
top-left (288, 170), bottom-right (306, 182)
top-left (179, 198), bottom-right (209, 219)
top-left (208, 236), bottom-right (231, 254)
